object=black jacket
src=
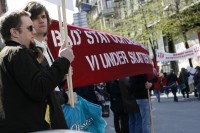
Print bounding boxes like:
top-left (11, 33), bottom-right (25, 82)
top-left (109, 80), bottom-right (124, 114)
top-left (118, 78), bottom-right (139, 113)
top-left (129, 74), bottom-right (148, 99)
top-left (74, 85), bottom-right (99, 105)
top-left (0, 41), bottom-right (69, 132)
top-left (179, 71), bottom-right (189, 84)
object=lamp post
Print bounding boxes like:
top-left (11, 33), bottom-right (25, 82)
top-left (174, 0), bottom-right (193, 67)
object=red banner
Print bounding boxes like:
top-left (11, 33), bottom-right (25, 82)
top-left (47, 20), bottom-right (153, 88)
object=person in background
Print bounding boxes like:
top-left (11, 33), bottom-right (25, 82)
top-left (194, 66), bottom-right (200, 100)
top-left (176, 72), bottom-right (182, 94)
top-left (167, 69), bottom-right (179, 102)
top-left (162, 72), bottom-right (170, 98)
top-left (188, 66), bottom-right (198, 97)
top-left (94, 83), bottom-right (106, 107)
top-left (74, 85), bottom-right (99, 105)
top-left (159, 71), bottom-right (164, 93)
top-left (178, 68), bottom-right (190, 98)
top-left (153, 72), bottom-right (161, 102)
top-left (188, 75), bottom-right (195, 94)
top-left (117, 77), bottom-right (140, 133)
top-left (129, 74), bottom-right (152, 133)
top-left (109, 79), bottom-right (129, 133)
top-left (0, 10), bottom-right (74, 132)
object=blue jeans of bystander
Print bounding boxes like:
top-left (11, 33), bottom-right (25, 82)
top-left (136, 99), bottom-right (151, 133)
top-left (129, 112), bottom-right (142, 133)
top-left (154, 90), bottom-right (160, 102)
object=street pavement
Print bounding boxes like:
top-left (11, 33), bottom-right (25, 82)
top-left (104, 92), bottom-right (200, 133)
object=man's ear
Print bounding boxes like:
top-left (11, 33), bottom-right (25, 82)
top-left (10, 28), bottom-right (19, 38)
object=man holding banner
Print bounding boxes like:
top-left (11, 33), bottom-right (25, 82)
top-left (0, 10), bottom-right (74, 132)
top-left (23, 1), bottom-right (78, 129)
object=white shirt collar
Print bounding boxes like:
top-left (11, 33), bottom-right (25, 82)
top-left (34, 39), bottom-right (46, 49)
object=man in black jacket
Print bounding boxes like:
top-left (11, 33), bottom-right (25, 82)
top-left (129, 74), bottom-right (152, 133)
top-left (23, 2), bottom-right (78, 129)
top-left (0, 10), bottom-right (74, 132)
top-left (110, 80), bottom-right (129, 133)
top-left (167, 69), bottom-right (179, 102)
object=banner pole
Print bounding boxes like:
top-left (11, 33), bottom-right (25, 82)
top-left (57, 5), bottom-right (64, 44)
top-left (61, 0), bottom-right (74, 107)
top-left (57, 4), bottom-right (71, 100)
top-left (148, 89), bottom-right (154, 133)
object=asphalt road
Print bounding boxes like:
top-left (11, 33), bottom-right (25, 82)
top-left (105, 93), bottom-right (200, 133)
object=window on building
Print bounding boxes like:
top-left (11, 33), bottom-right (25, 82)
top-left (92, 8), bottom-right (98, 20)
top-left (105, 17), bottom-right (114, 27)
top-left (140, 0), bottom-right (145, 4)
top-left (106, 0), bottom-right (113, 8)
top-left (114, 1), bottom-right (120, 8)
top-left (105, 18), bottom-right (110, 24)
top-left (98, 0), bottom-right (102, 12)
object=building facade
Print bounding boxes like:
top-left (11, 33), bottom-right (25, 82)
top-left (73, 11), bottom-right (88, 28)
top-left (76, 0), bottom-right (200, 73)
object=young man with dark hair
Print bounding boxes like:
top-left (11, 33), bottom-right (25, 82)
top-left (23, 1), bottom-right (77, 129)
top-left (23, 1), bottom-right (73, 96)
top-left (0, 10), bottom-right (74, 132)
top-left (23, 1), bottom-right (53, 66)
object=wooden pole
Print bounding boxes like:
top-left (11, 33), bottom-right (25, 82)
top-left (148, 89), bottom-right (154, 133)
top-left (57, 5), bottom-right (71, 99)
top-left (57, 5), bottom-right (64, 44)
top-left (60, 0), bottom-right (74, 107)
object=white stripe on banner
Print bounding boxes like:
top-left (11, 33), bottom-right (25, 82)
top-left (156, 44), bottom-right (200, 61)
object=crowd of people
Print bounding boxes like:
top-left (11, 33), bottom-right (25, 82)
top-left (154, 67), bottom-right (200, 103)
top-left (106, 66), bottom-right (200, 133)
top-left (106, 75), bottom-right (153, 133)
top-left (0, 1), bottom-right (200, 133)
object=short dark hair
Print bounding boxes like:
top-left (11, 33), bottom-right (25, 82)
top-left (0, 10), bottom-right (30, 42)
top-left (23, 1), bottom-right (51, 27)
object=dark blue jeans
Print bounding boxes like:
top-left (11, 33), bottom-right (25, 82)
top-left (129, 99), bottom-right (151, 133)
top-left (129, 112), bottom-right (142, 133)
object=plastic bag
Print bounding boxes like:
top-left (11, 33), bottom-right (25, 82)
top-left (62, 96), bottom-right (107, 133)
top-left (179, 83), bottom-right (186, 90)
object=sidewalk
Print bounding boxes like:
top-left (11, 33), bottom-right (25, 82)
top-left (104, 102), bottom-right (115, 133)
top-left (105, 93), bottom-right (200, 133)
top-left (152, 93), bottom-right (200, 133)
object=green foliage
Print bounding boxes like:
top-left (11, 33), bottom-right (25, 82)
top-left (87, 0), bottom-right (200, 48)
top-left (159, 1), bottom-right (200, 40)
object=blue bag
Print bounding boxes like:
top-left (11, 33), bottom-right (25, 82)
top-left (62, 96), bottom-right (107, 133)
